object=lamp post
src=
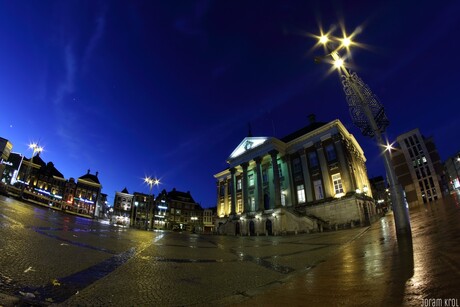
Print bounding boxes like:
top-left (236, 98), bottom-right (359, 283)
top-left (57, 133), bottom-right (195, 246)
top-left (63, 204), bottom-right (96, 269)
top-left (144, 176), bottom-right (160, 230)
top-left (313, 27), bottom-right (411, 238)
top-left (20, 142), bottom-right (44, 198)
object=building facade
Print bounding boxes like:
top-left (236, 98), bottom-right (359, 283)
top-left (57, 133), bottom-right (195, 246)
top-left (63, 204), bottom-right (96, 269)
top-left (0, 137), bottom-right (13, 179)
top-left (214, 118), bottom-right (376, 236)
top-left (132, 192), bottom-right (154, 229)
top-left (1, 152), bottom-right (23, 186)
top-left (392, 128), bottom-right (443, 205)
top-left (73, 170), bottom-right (102, 217)
top-left (445, 152), bottom-right (460, 192)
top-left (113, 188), bottom-right (134, 226)
top-left (157, 189), bottom-right (203, 231)
top-left (203, 208), bottom-right (217, 234)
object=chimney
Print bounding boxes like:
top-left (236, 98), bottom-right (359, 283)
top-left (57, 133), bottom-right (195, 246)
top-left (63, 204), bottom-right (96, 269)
top-left (96, 171), bottom-right (99, 177)
top-left (308, 114), bottom-right (316, 124)
top-left (87, 169), bottom-right (90, 174)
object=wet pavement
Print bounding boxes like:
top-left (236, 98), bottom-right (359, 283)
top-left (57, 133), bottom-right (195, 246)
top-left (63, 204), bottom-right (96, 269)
top-left (1, 193), bottom-right (460, 306)
top-left (232, 192), bottom-right (460, 307)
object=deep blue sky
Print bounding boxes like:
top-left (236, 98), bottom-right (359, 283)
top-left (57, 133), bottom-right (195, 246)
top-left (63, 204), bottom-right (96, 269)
top-left (1, 1), bottom-right (459, 207)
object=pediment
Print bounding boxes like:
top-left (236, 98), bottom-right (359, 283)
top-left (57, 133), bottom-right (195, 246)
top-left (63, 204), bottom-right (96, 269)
top-left (228, 137), bottom-right (269, 160)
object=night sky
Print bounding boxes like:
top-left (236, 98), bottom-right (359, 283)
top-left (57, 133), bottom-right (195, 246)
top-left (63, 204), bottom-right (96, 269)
top-left (1, 1), bottom-right (459, 207)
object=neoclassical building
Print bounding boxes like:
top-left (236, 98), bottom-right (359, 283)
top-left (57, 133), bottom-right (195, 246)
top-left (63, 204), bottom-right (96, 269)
top-left (214, 118), bottom-right (376, 236)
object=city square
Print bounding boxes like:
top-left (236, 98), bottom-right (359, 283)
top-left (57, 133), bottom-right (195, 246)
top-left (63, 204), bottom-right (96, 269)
top-left (1, 193), bottom-right (460, 306)
top-left (1, 1), bottom-right (460, 306)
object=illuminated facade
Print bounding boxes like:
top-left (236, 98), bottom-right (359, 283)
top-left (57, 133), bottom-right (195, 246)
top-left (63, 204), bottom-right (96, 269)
top-left (1, 152), bottom-right (23, 186)
top-left (214, 118), bottom-right (376, 236)
top-left (0, 137), bottom-right (12, 178)
top-left (392, 128), bottom-right (444, 205)
top-left (113, 188), bottom-right (134, 226)
top-left (72, 170), bottom-right (102, 217)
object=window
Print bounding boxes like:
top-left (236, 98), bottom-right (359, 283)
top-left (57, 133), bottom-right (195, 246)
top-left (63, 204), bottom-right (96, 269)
top-left (325, 144), bottom-right (337, 161)
top-left (293, 158), bottom-right (301, 173)
top-left (297, 184), bottom-right (306, 203)
top-left (281, 192), bottom-right (286, 206)
top-left (262, 170), bottom-right (268, 183)
top-left (250, 196), bottom-right (255, 211)
top-left (314, 180), bottom-right (324, 200)
top-left (332, 173), bottom-right (344, 195)
top-left (237, 199), bottom-right (242, 213)
top-left (278, 163), bottom-right (283, 177)
top-left (308, 152), bottom-right (319, 168)
top-left (237, 178), bottom-right (242, 190)
top-left (248, 174), bottom-right (254, 186)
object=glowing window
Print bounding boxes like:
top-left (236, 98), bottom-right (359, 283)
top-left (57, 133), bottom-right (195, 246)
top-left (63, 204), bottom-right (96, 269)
top-left (297, 184), bottom-right (306, 203)
top-left (332, 173), bottom-right (344, 194)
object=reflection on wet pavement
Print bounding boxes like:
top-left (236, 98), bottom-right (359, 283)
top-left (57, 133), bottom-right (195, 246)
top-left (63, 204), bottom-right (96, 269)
top-left (238, 193), bottom-right (460, 306)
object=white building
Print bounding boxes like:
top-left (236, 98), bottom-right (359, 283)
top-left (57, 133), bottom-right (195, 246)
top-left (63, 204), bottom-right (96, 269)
top-left (214, 118), bottom-right (376, 236)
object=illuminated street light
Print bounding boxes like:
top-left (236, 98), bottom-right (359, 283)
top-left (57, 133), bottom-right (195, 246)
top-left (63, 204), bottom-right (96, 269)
top-left (319, 35), bottom-right (329, 44)
top-left (342, 36), bottom-right (352, 47)
top-left (143, 176), bottom-right (161, 230)
top-left (313, 26), bottom-right (412, 239)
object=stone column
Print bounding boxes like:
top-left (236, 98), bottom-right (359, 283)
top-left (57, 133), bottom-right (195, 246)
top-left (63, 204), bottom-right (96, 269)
top-left (254, 157), bottom-right (263, 212)
top-left (241, 162), bottom-right (249, 213)
top-left (283, 154), bottom-right (294, 207)
top-left (230, 168), bottom-right (237, 215)
top-left (316, 142), bottom-right (333, 198)
top-left (333, 134), bottom-right (352, 194)
top-left (299, 149), bottom-right (313, 202)
top-left (224, 179), bottom-right (229, 215)
top-left (216, 181), bottom-right (221, 215)
top-left (269, 150), bottom-right (282, 208)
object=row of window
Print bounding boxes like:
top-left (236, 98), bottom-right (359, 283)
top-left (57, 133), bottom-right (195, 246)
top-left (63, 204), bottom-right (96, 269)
top-left (295, 173), bottom-right (344, 205)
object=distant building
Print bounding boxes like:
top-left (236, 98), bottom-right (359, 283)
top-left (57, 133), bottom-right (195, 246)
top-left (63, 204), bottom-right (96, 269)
top-left (369, 176), bottom-right (390, 214)
top-left (157, 189), bottom-right (203, 231)
top-left (203, 207), bottom-right (217, 234)
top-left (214, 117), bottom-right (377, 236)
top-left (0, 137), bottom-right (13, 177)
top-left (1, 152), bottom-right (23, 185)
top-left (73, 170), bottom-right (102, 217)
top-left (64, 177), bottom-right (77, 207)
top-left (113, 188), bottom-right (134, 226)
top-left (391, 128), bottom-right (443, 206)
top-left (97, 193), bottom-right (108, 219)
top-left (153, 191), bottom-right (168, 229)
top-left (444, 152), bottom-right (460, 192)
top-left (132, 192), bottom-right (154, 229)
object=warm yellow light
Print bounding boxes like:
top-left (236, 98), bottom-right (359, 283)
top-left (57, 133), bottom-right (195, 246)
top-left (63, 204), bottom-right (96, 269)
top-left (319, 35), bottom-right (328, 44)
top-left (154, 179), bottom-right (160, 185)
top-left (342, 37), bottom-right (352, 47)
top-left (333, 58), bottom-right (344, 69)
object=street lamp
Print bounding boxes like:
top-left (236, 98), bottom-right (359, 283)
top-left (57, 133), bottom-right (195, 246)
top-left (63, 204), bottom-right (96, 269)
top-left (143, 176), bottom-right (161, 230)
top-left (20, 142), bottom-right (44, 198)
top-left (313, 27), bottom-right (411, 239)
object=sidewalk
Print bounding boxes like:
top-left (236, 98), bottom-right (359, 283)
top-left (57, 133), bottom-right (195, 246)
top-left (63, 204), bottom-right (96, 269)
top-left (234, 193), bottom-right (460, 307)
